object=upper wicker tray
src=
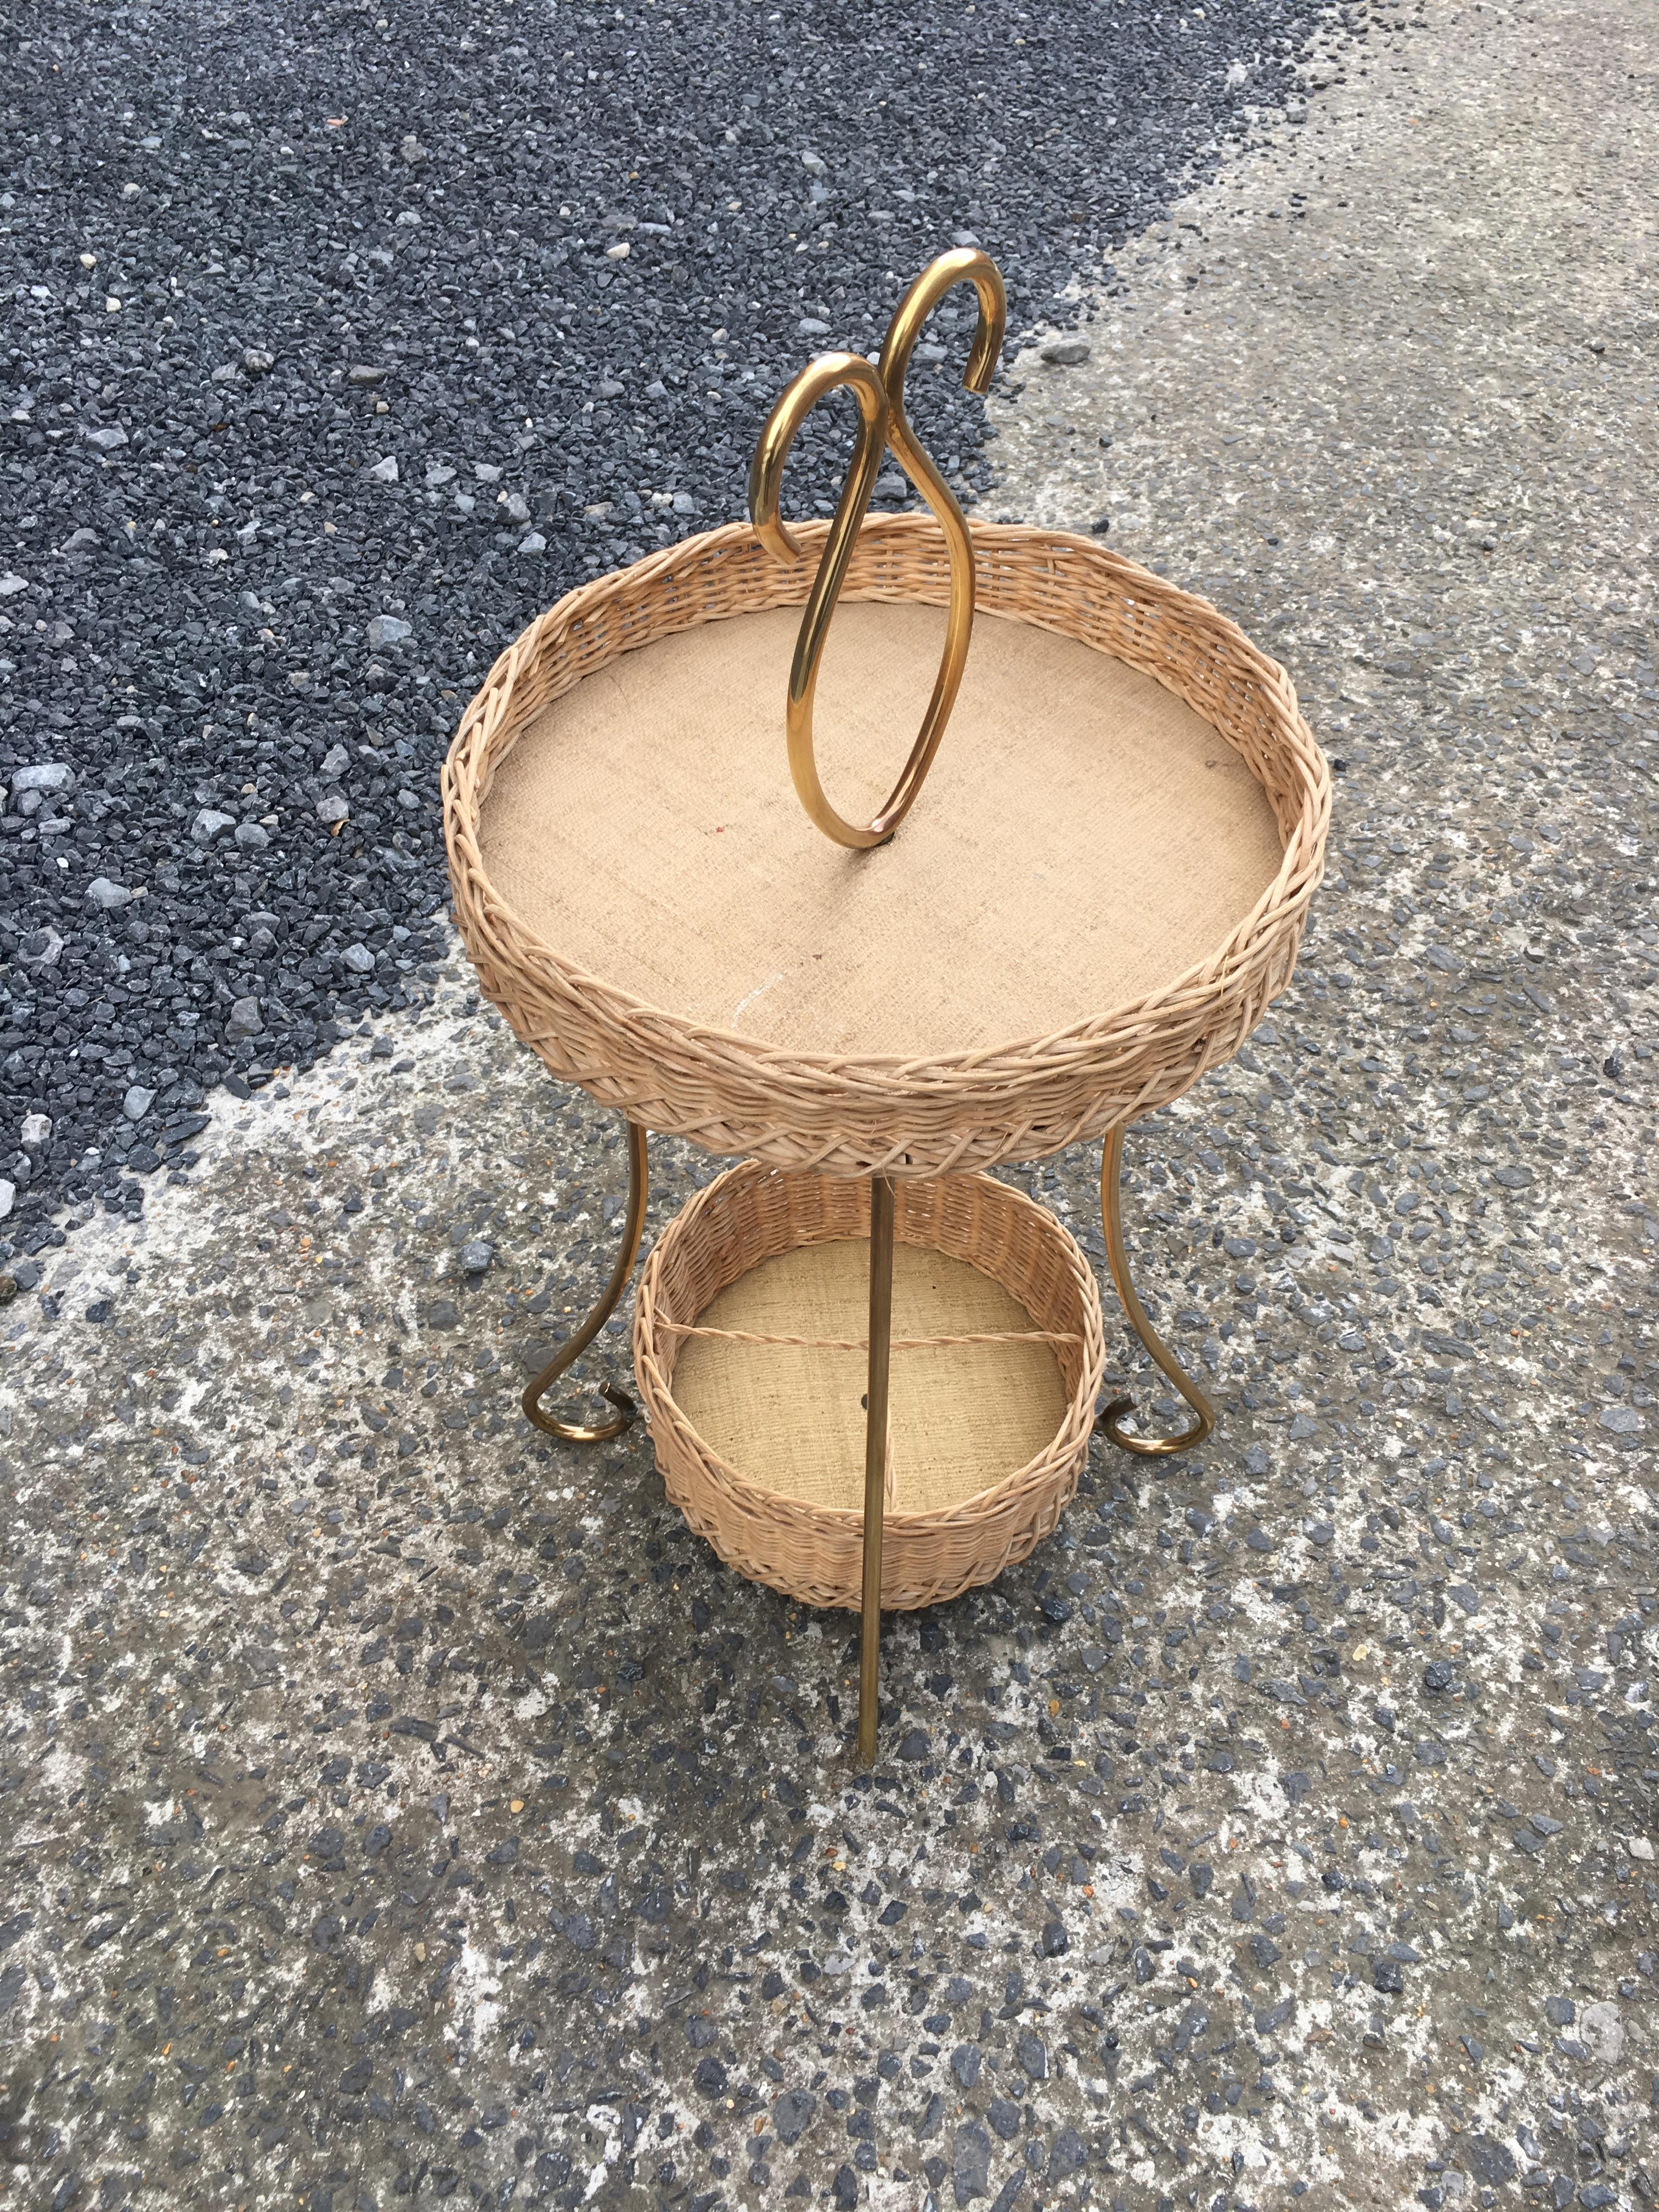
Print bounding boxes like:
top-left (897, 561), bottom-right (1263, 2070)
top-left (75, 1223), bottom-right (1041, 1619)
top-left (443, 512), bottom-right (1329, 1180)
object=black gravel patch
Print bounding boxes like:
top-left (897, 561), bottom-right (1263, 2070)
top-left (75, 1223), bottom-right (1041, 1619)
top-left (0, 0), bottom-right (1347, 1246)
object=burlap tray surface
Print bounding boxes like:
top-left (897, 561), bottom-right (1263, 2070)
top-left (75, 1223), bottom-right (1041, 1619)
top-left (444, 512), bottom-right (1330, 1179)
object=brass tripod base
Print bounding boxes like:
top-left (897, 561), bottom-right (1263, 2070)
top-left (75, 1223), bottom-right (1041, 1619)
top-left (516, 1116), bottom-right (1206, 1771)
top-left (521, 1119), bottom-right (650, 1443)
top-left (1098, 1125), bottom-right (1215, 1457)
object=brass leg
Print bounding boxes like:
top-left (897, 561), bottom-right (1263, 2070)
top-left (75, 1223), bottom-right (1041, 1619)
top-left (522, 1119), bottom-right (649, 1443)
top-left (1098, 1125), bottom-right (1215, 1457)
top-left (857, 1175), bottom-right (896, 1767)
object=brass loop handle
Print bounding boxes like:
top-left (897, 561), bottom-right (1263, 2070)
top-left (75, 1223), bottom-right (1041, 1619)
top-left (749, 249), bottom-right (1008, 850)
top-left (748, 353), bottom-right (894, 850)
top-left (876, 249), bottom-right (1007, 831)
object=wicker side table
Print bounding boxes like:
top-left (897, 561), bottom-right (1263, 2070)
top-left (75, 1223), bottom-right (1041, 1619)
top-left (443, 253), bottom-right (1330, 1763)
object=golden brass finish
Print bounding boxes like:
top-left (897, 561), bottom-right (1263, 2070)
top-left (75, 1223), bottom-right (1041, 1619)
top-left (749, 249), bottom-right (1008, 850)
top-left (857, 1175), bottom-right (896, 1765)
top-left (874, 248), bottom-right (1007, 833)
top-left (748, 353), bottom-right (895, 850)
top-left (1098, 1126), bottom-right (1216, 1457)
top-left (522, 1119), bottom-right (650, 1442)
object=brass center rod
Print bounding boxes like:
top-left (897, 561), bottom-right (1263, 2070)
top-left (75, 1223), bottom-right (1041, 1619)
top-left (857, 1175), bottom-right (897, 1766)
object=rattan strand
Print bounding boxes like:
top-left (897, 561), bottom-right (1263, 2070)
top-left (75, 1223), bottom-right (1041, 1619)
top-left (444, 512), bottom-right (1330, 1179)
top-left (658, 1324), bottom-right (1083, 1350)
top-left (633, 1162), bottom-right (1107, 1612)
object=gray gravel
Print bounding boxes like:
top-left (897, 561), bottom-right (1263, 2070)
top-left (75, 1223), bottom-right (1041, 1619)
top-left (1, 2), bottom-right (1656, 2210)
top-left (0, 0), bottom-right (1338, 1244)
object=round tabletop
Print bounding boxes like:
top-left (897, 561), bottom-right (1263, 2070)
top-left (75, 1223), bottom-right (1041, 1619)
top-left (481, 599), bottom-right (1284, 1061)
top-left (445, 516), bottom-right (1329, 1178)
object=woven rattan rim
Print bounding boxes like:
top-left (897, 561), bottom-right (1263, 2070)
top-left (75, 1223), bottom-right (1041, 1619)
top-left (634, 1161), bottom-right (1108, 1612)
top-left (444, 512), bottom-right (1331, 1178)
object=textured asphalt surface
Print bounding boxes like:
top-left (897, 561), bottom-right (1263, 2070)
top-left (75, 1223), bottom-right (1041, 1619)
top-left (0, 0), bottom-right (1330, 1247)
top-left (3, 2), bottom-right (1658, 2211)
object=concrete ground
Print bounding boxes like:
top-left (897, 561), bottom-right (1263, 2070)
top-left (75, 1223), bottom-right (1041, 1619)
top-left (2, 2), bottom-right (1656, 2209)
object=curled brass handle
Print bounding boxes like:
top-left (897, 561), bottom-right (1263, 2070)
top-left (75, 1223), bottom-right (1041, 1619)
top-left (749, 248), bottom-right (1008, 850)
top-left (748, 353), bottom-right (893, 850)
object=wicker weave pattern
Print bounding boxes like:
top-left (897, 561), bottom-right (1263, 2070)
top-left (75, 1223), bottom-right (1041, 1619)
top-left (444, 514), bottom-right (1330, 1180)
top-left (634, 1163), bottom-right (1107, 1611)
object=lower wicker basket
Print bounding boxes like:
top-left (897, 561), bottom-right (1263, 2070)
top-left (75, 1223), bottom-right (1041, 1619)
top-left (633, 1162), bottom-right (1106, 1611)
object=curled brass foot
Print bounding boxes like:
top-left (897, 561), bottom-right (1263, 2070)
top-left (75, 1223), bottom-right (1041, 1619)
top-left (1098, 1125), bottom-right (1215, 1458)
top-left (522, 1120), bottom-right (649, 1442)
